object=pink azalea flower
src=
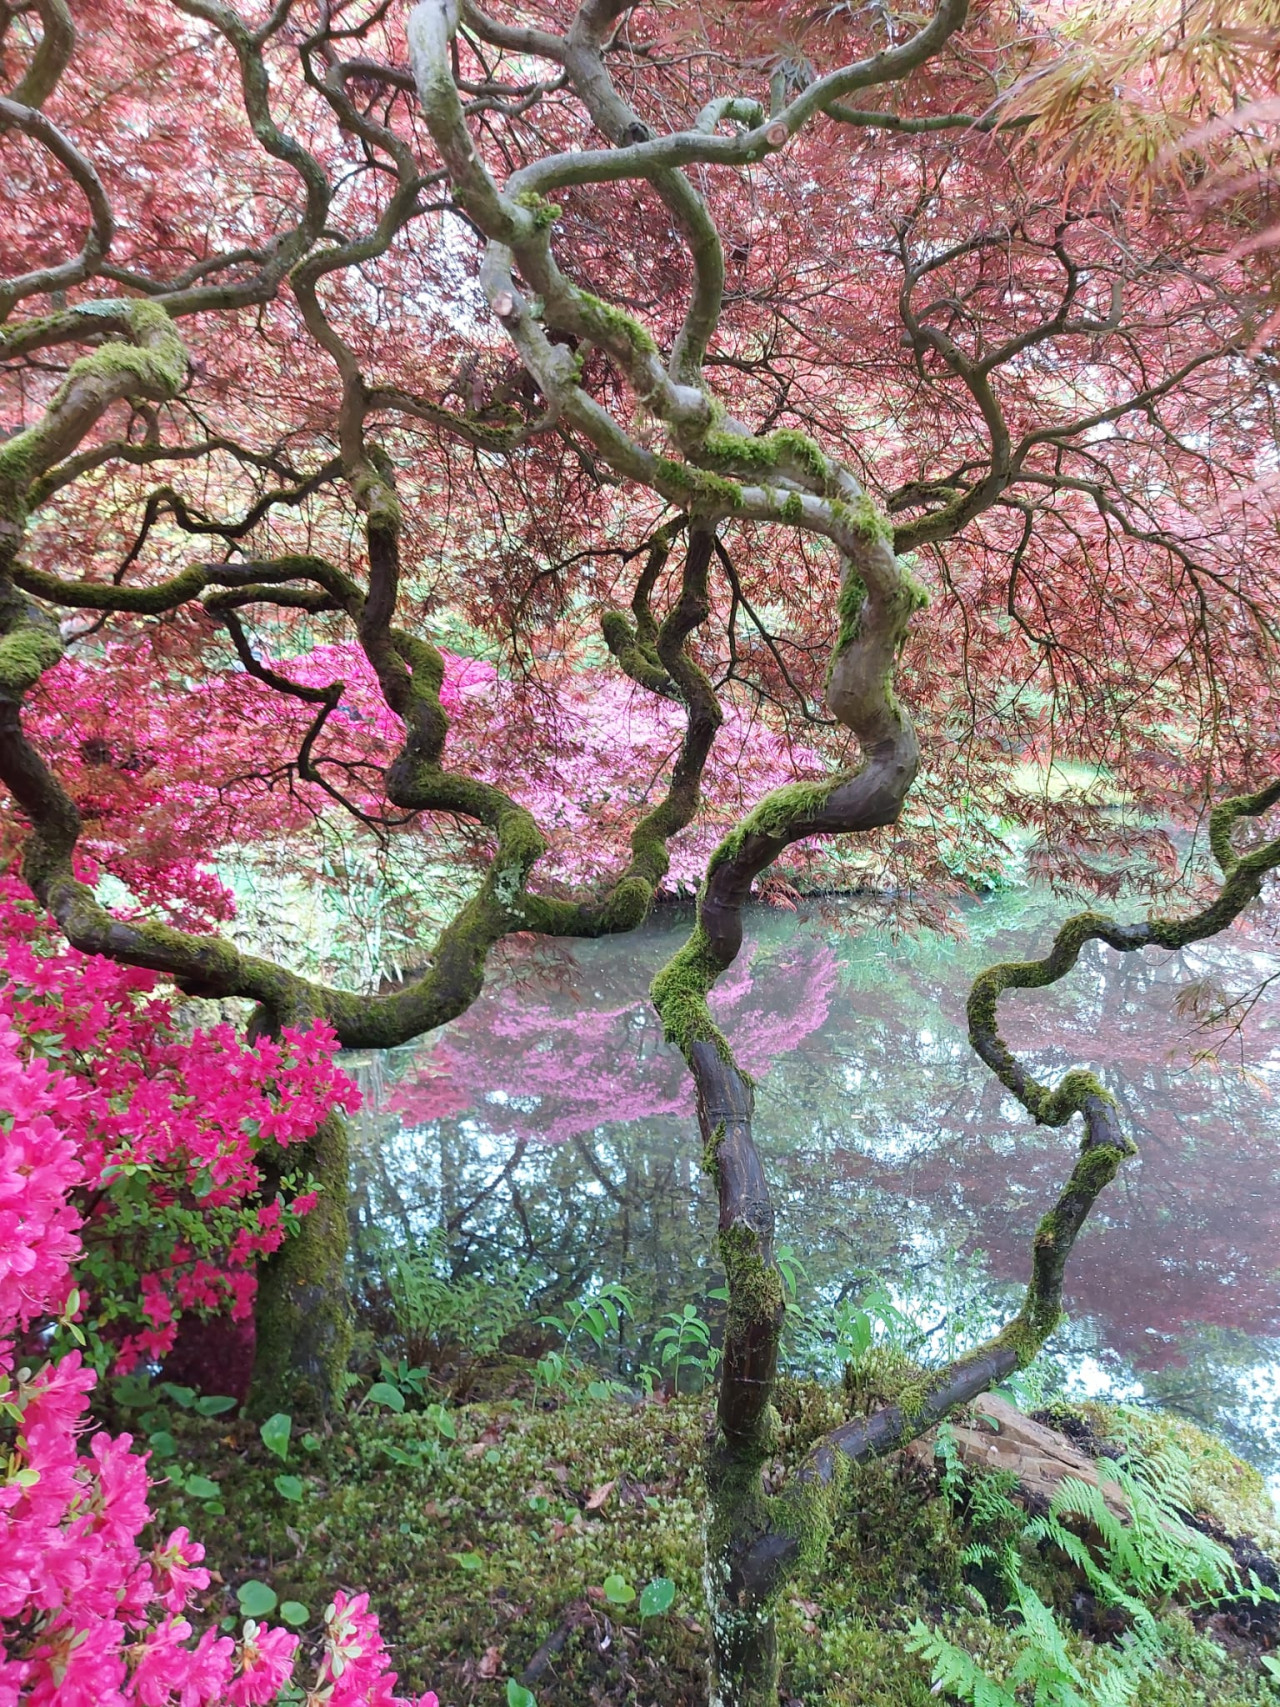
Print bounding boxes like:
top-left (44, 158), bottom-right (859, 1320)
top-left (227, 1620), bottom-right (298, 1706)
top-left (151, 1528), bottom-right (211, 1614)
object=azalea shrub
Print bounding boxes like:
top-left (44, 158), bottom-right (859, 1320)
top-left (0, 879), bottom-right (434, 1705)
top-left (0, 876), bottom-right (359, 1375)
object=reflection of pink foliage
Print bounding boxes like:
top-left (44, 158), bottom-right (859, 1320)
top-left (390, 939), bottom-right (839, 1143)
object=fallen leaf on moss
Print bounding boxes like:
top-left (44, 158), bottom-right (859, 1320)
top-left (477, 1646), bottom-right (502, 1679)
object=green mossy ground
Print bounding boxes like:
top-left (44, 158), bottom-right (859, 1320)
top-left (140, 1367), bottom-right (1280, 1707)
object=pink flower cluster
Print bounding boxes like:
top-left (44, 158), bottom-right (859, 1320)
top-left (0, 885), bottom-right (437, 1706)
top-left (0, 876), bottom-right (359, 1369)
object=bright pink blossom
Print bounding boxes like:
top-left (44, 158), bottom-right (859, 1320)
top-left (226, 1622), bottom-right (298, 1706)
top-left (0, 884), bottom-right (437, 1705)
top-left (150, 1529), bottom-right (211, 1614)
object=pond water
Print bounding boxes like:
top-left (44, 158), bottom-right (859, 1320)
top-left (345, 887), bottom-right (1280, 1493)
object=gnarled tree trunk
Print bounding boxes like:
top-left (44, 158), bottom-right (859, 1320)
top-left (249, 1107), bottom-right (354, 1417)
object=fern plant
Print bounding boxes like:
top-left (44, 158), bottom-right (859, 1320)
top-left (911, 1418), bottom-right (1259, 1706)
top-left (375, 1230), bottom-right (542, 1365)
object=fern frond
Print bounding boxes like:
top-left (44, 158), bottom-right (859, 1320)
top-left (905, 1623), bottom-right (1020, 1707)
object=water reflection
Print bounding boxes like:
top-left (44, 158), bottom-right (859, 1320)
top-left (347, 889), bottom-right (1280, 1489)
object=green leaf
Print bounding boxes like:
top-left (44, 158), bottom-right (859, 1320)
top-left (148, 1431), bottom-right (177, 1459)
top-left (274, 1474), bottom-right (304, 1502)
top-left (110, 1374), bottom-right (152, 1410)
top-left (279, 1601), bottom-right (310, 1628)
top-left (452, 1551), bottom-right (484, 1573)
top-left (195, 1394), bottom-right (237, 1416)
top-left (260, 1412), bottom-right (292, 1461)
top-left (602, 1573), bottom-right (636, 1606)
top-left (427, 1402), bottom-right (455, 1437)
top-left (184, 1475), bottom-right (220, 1500)
top-left (301, 1432), bottom-right (322, 1453)
top-left (159, 1383), bottom-right (196, 1410)
top-left (366, 1382), bottom-right (405, 1412)
top-left (639, 1577), bottom-right (676, 1618)
top-left (506, 1681), bottom-right (536, 1707)
top-left (236, 1580), bottom-right (278, 1618)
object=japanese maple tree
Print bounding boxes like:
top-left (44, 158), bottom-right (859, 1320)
top-left (3, 0), bottom-right (1280, 1700)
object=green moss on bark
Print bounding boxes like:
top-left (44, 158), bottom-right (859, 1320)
top-left (771, 1449), bottom-right (851, 1570)
top-left (575, 290), bottom-right (658, 356)
top-left (650, 921), bottom-right (732, 1062)
top-left (0, 623), bottom-right (62, 694)
top-left (651, 457), bottom-right (745, 514)
top-left (513, 189), bottom-right (562, 229)
top-left (719, 1223), bottom-right (784, 1347)
top-left (249, 1109), bottom-right (354, 1418)
top-left (704, 779), bottom-right (839, 881)
top-left (702, 1119), bottom-right (726, 1184)
top-left (701, 426), bottom-right (830, 488)
top-left (832, 568), bottom-right (868, 659)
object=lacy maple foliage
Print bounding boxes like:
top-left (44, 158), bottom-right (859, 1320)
top-left (0, 0), bottom-right (1277, 1040)
top-left (10, 634), bottom-right (819, 930)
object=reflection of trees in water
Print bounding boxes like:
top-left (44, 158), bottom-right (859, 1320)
top-left (836, 926), bottom-right (1280, 1361)
top-left (352, 1109), bottom-right (716, 1344)
top-left (346, 892), bottom-right (1280, 1459)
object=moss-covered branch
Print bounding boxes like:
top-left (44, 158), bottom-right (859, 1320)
top-left (523, 525), bottom-right (725, 939)
top-left (12, 553), bottom-right (361, 618)
top-left (653, 506), bottom-right (923, 1067)
top-left (967, 779), bottom-right (1280, 1126)
top-left (728, 778), bottom-right (1280, 1618)
top-left (0, 300), bottom-right (187, 551)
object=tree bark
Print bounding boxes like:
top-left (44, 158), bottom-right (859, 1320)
top-left (249, 1108), bottom-right (353, 1417)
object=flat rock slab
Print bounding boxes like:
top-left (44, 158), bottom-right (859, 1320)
top-left (902, 1392), bottom-right (1129, 1519)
